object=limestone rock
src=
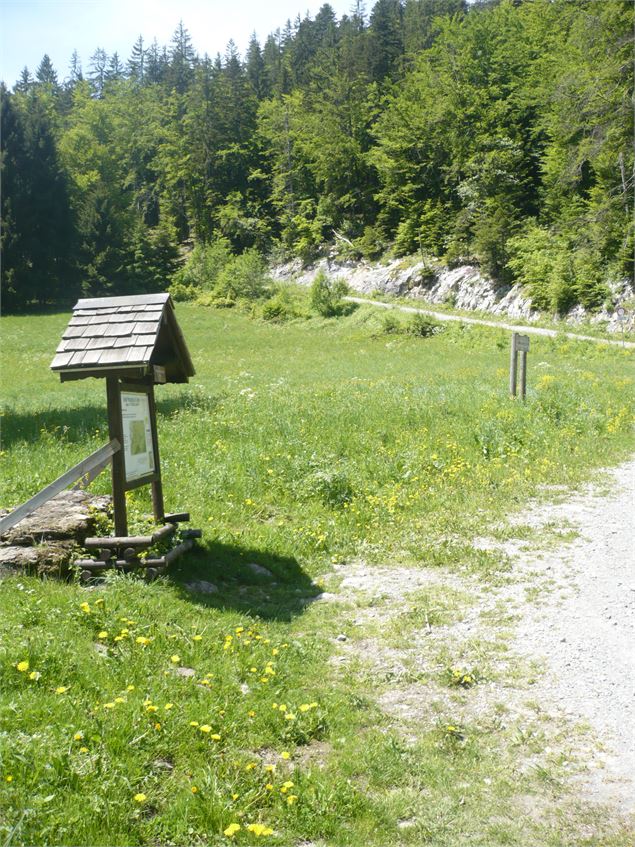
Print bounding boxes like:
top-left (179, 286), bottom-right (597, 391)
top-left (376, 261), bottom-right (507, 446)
top-left (1, 490), bottom-right (111, 545)
top-left (185, 580), bottom-right (218, 595)
top-left (246, 562), bottom-right (273, 579)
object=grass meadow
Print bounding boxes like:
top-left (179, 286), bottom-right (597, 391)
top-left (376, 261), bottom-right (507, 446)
top-left (0, 299), bottom-right (633, 845)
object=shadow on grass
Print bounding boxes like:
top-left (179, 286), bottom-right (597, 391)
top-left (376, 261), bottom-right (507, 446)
top-left (168, 539), bottom-right (321, 623)
top-left (0, 394), bottom-right (220, 450)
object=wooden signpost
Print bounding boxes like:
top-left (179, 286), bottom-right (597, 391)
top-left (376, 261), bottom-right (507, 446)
top-left (50, 293), bottom-right (200, 577)
top-left (509, 332), bottom-right (529, 400)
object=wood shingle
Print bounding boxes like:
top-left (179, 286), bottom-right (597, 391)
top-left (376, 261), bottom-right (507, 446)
top-left (51, 293), bottom-right (195, 383)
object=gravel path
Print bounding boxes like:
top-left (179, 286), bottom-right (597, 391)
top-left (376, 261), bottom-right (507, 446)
top-left (495, 459), bottom-right (635, 809)
top-left (345, 296), bottom-right (635, 348)
top-left (323, 457), bottom-right (635, 821)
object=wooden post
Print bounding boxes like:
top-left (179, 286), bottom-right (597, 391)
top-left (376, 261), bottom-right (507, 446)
top-left (106, 377), bottom-right (128, 537)
top-left (147, 382), bottom-right (165, 522)
top-left (509, 334), bottom-right (518, 397)
top-left (519, 350), bottom-right (528, 401)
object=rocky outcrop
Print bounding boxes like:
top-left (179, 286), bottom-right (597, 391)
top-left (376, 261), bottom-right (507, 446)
top-left (0, 490), bottom-right (111, 577)
top-left (272, 256), bottom-right (634, 332)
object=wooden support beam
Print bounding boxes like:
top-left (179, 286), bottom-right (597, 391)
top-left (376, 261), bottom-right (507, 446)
top-left (83, 523), bottom-right (177, 550)
top-left (0, 439), bottom-right (120, 536)
top-left (147, 383), bottom-right (165, 523)
top-left (106, 377), bottom-right (128, 537)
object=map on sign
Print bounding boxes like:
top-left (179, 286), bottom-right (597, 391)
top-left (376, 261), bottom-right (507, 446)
top-left (121, 391), bottom-right (155, 482)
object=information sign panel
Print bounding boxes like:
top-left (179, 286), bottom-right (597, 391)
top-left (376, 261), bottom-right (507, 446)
top-left (121, 391), bottom-right (155, 482)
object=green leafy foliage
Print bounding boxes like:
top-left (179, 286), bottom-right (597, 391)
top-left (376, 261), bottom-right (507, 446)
top-left (2, 1), bottom-right (632, 313)
top-left (309, 271), bottom-right (351, 317)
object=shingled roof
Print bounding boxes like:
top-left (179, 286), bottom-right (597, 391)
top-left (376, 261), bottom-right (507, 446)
top-left (51, 293), bottom-right (195, 383)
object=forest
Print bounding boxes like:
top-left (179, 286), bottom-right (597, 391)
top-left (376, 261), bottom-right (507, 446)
top-left (1, 0), bottom-right (632, 314)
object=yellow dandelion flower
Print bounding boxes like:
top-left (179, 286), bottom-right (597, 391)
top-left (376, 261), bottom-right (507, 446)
top-left (146, 704), bottom-right (158, 713)
top-left (278, 704), bottom-right (287, 712)
top-left (271, 648), bottom-right (279, 656)
top-left (114, 697), bottom-right (125, 704)
top-left (280, 752), bottom-right (290, 760)
top-left (286, 795), bottom-right (298, 805)
top-left (154, 722), bottom-right (162, 730)
top-left (97, 631), bottom-right (108, 639)
top-left (79, 602), bottom-right (91, 614)
top-left (164, 703), bottom-right (174, 710)
top-left (55, 686), bottom-right (69, 694)
top-left (264, 764), bottom-right (275, 772)
top-left (79, 746), bottom-right (89, 753)
top-left (189, 721), bottom-right (199, 727)
top-left (199, 724), bottom-right (212, 733)
top-left (284, 713), bottom-right (296, 721)
top-left (192, 635), bottom-right (202, 642)
top-left (135, 636), bottom-right (150, 646)
top-left (245, 763), bottom-right (256, 771)
top-left (134, 793), bottom-right (146, 803)
top-left (29, 671), bottom-right (41, 680)
top-left (248, 710), bottom-right (256, 717)
top-left (126, 685), bottom-right (135, 691)
top-left (299, 704), bottom-right (310, 712)
top-left (224, 823), bottom-right (241, 837)
top-left (103, 702), bottom-right (115, 709)
top-left (191, 786), bottom-right (198, 794)
top-left (5, 775), bottom-right (13, 783)
top-left (170, 655), bottom-right (180, 663)
top-left (265, 782), bottom-right (273, 791)
top-left (16, 661), bottom-right (29, 673)
top-left (211, 733), bottom-right (221, 741)
top-left (231, 793), bottom-right (239, 800)
top-left (73, 732), bottom-right (83, 741)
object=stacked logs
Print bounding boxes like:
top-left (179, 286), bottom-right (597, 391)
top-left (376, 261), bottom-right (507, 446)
top-left (74, 512), bottom-right (201, 581)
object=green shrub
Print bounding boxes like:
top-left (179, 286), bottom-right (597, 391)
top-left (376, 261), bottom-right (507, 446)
top-left (406, 313), bottom-right (442, 337)
top-left (261, 283), bottom-right (309, 322)
top-left (380, 313), bottom-right (402, 334)
top-left (310, 271), bottom-right (351, 317)
top-left (214, 249), bottom-right (270, 302)
top-left (169, 238), bottom-right (231, 298)
top-left (168, 281), bottom-right (197, 302)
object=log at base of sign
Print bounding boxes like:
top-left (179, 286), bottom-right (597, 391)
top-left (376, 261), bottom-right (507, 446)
top-left (75, 527), bottom-right (201, 582)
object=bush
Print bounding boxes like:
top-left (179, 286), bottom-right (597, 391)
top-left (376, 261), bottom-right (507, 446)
top-left (310, 270), bottom-right (350, 317)
top-left (169, 238), bottom-right (231, 298)
top-left (261, 283), bottom-right (308, 322)
top-left (214, 249), bottom-right (270, 302)
top-left (380, 313), bottom-right (402, 334)
top-left (406, 314), bottom-right (442, 337)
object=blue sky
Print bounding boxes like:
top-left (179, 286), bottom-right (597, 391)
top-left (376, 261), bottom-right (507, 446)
top-left (0, 0), bottom-right (355, 87)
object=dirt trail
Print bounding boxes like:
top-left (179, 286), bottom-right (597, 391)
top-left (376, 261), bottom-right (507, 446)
top-left (345, 296), bottom-right (635, 348)
top-left (486, 459), bottom-right (635, 810)
top-left (320, 458), bottom-right (635, 820)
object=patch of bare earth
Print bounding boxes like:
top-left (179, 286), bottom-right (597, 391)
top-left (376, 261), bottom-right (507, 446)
top-left (316, 459), bottom-right (635, 829)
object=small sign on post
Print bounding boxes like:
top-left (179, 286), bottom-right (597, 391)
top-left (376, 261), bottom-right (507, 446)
top-left (510, 333), bottom-right (530, 400)
top-left (616, 306), bottom-right (627, 348)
